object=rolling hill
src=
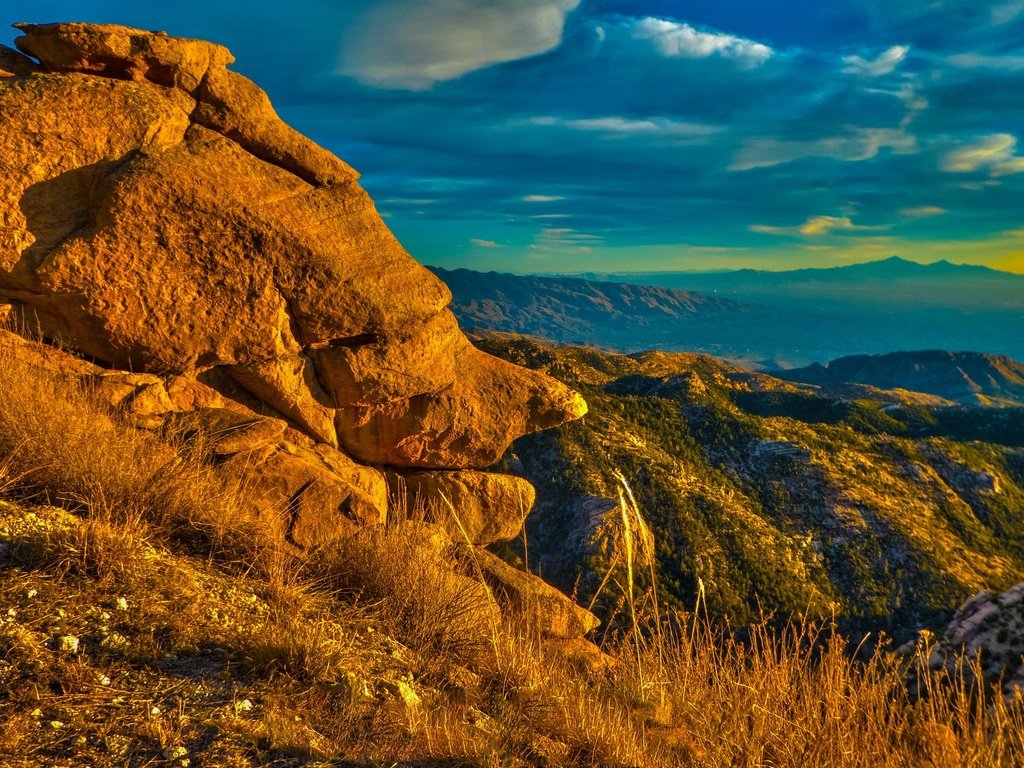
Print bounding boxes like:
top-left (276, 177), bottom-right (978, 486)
top-left (778, 351), bottom-right (1024, 407)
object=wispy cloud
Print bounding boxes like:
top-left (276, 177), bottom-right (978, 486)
top-left (337, 0), bottom-right (580, 89)
top-left (992, 1), bottom-right (1024, 25)
top-left (529, 226), bottom-right (601, 255)
top-left (528, 114), bottom-right (721, 139)
top-left (748, 224), bottom-right (791, 236)
top-left (601, 16), bottom-right (773, 69)
top-left (801, 215), bottom-right (884, 235)
top-left (948, 52), bottom-right (1024, 71)
top-left (842, 45), bottom-right (910, 77)
top-left (901, 205), bottom-right (946, 218)
top-left (731, 128), bottom-right (917, 171)
top-left (750, 216), bottom-right (885, 237)
top-left (942, 134), bottom-right (1024, 176)
top-left (522, 194), bottom-right (565, 202)
top-left (470, 238), bottom-right (499, 248)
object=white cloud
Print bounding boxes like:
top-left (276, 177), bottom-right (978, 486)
top-left (750, 216), bottom-right (884, 237)
top-left (900, 205), bottom-right (946, 218)
top-left (338, 0), bottom-right (580, 89)
top-left (800, 216), bottom-right (860, 236)
top-left (730, 128), bottom-right (917, 171)
top-left (529, 226), bottom-right (601, 254)
top-left (527, 114), bottom-right (721, 139)
top-left (992, 1), bottom-right (1024, 25)
top-left (948, 52), bottom-right (1024, 71)
top-left (522, 194), bottom-right (564, 202)
top-left (602, 17), bottom-right (773, 69)
top-left (748, 224), bottom-right (791, 236)
top-left (942, 133), bottom-right (1024, 176)
top-left (842, 45), bottom-right (910, 77)
top-left (470, 238), bottom-right (499, 248)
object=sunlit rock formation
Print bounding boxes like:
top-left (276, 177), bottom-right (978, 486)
top-left (0, 22), bottom-right (591, 636)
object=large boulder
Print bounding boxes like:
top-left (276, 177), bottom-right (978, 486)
top-left (473, 550), bottom-right (600, 639)
top-left (0, 22), bottom-right (586, 548)
top-left (387, 470), bottom-right (535, 545)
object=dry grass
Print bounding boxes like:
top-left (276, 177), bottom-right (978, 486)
top-left (0, 337), bottom-right (1022, 766)
top-left (0, 342), bottom-right (287, 577)
top-left (309, 522), bottom-right (498, 673)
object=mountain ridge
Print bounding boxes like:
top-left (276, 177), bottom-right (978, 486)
top-left (557, 256), bottom-right (1023, 282)
top-left (778, 350), bottom-right (1024, 407)
top-left (429, 265), bottom-right (757, 354)
top-left (435, 264), bottom-right (1024, 364)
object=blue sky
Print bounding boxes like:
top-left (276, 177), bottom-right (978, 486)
top-left (6, 1), bottom-right (1024, 273)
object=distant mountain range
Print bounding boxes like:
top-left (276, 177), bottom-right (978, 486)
top-left (778, 351), bottom-right (1024, 407)
top-left (430, 267), bottom-right (758, 354)
top-left (569, 256), bottom-right (1024, 311)
top-left (432, 258), bottom-right (1024, 365)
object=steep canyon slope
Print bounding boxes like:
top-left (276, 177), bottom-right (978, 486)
top-left (481, 336), bottom-right (1024, 638)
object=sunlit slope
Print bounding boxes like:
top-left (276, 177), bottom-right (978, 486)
top-left (482, 336), bottom-right (1024, 636)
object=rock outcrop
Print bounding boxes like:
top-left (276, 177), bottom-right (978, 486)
top-left (0, 23), bottom-right (593, 636)
top-left (917, 583), bottom-right (1024, 699)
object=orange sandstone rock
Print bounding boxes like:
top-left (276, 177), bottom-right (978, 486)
top-left (0, 22), bottom-right (586, 546)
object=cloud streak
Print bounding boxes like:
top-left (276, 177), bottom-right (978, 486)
top-left (337, 0), bottom-right (580, 89)
top-left (528, 115), bottom-right (721, 139)
top-left (751, 216), bottom-right (885, 237)
top-left (843, 45), bottom-right (910, 77)
top-left (943, 134), bottom-right (1024, 176)
top-left (731, 128), bottom-right (917, 171)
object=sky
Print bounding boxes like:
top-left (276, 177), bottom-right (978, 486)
top-left (5, 1), bottom-right (1024, 273)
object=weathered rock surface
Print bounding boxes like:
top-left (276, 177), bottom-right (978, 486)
top-left (0, 44), bottom-right (35, 76)
top-left (162, 408), bottom-right (288, 456)
top-left (920, 582), bottom-right (1024, 699)
top-left (13, 22), bottom-right (233, 91)
top-left (387, 470), bottom-right (534, 545)
top-left (1, 22), bottom-right (584, 483)
top-left (0, 21), bottom-right (589, 637)
top-left (218, 443), bottom-right (388, 549)
top-left (474, 550), bottom-right (599, 639)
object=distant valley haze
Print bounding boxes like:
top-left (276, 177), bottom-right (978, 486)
top-left (434, 257), bottom-right (1024, 366)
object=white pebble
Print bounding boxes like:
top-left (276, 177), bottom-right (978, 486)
top-left (163, 745), bottom-right (188, 761)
